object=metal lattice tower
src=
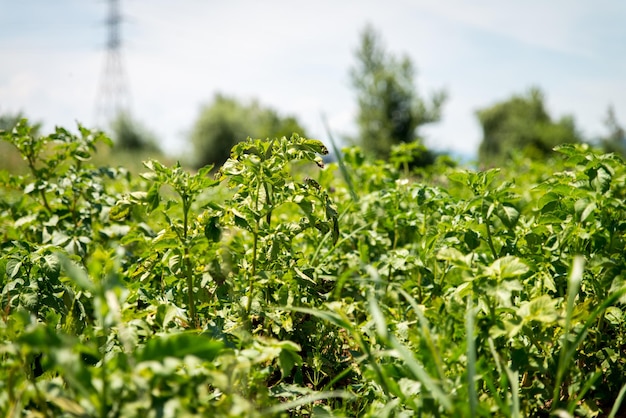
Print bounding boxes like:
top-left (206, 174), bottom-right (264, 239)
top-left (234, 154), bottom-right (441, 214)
top-left (94, 0), bottom-right (130, 127)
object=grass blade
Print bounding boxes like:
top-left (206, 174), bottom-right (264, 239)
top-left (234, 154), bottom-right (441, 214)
top-left (552, 256), bottom-right (585, 408)
top-left (487, 337), bottom-right (521, 417)
top-left (321, 113), bottom-right (358, 203)
top-left (289, 305), bottom-right (393, 398)
top-left (608, 383), bottom-right (626, 418)
top-left (552, 257), bottom-right (626, 412)
top-left (397, 287), bottom-right (446, 381)
top-left (262, 390), bottom-right (353, 414)
top-left (367, 294), bottom-right (453, 412)
top-left (387, 335), bottom-right (453, 413)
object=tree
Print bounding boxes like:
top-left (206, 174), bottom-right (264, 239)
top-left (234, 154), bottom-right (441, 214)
top-left (189, 94), bottom-right (307, 169)
top-left (350, 24), bottom-right (446, 160)
top-left (109, 112), bottom-right (160, 153)
top-left (598, 105), bottom-right (626, 157)
top-left (477, 87), bottom-right (582, 164)
top-left (0, 111), bottom-right (42, 135)
top-left (0, 112), bottom-right (43, 173)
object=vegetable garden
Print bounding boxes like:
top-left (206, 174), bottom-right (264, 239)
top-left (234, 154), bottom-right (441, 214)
top-left (1, 121), bottom-right (626, 417)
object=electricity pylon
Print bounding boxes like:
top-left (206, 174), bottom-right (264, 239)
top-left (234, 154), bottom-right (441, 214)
top-left (94, 0), bottom-right (130, 127)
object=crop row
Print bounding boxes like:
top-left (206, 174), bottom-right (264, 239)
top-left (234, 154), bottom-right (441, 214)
top-left (1, 121), bottom-right (626, 417)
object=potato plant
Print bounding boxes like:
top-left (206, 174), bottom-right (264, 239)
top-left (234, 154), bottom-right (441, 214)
top-left (1, 120), bottom-right (626, 417)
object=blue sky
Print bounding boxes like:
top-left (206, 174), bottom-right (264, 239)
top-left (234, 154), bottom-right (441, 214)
top-left (1, 0), bottom-right (625, 159)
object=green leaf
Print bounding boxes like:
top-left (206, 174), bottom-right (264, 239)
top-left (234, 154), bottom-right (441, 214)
top-left (23, 182), bottom-right (36, 194)
top-left (604, 307), bottom-right (623, 326)
top-left (109, 200), bottom-right (132, 221)
top-left (574, 199), bottom-right (596, 222)
top-left (496, 203), bottom-right (520, 229)
top-left (43, 253), bottom-right (61, 280)
top-left (485, 256), bottom-right (529, 280)
top-left (15, 213), bottom-right (38, 228)
top-left (609, 276), bottom-right (626, 304)
top-left (157, 303), bottom-right (185, 329)
top-left (17, 324), bottom-right (62, 348)
top-left (138, 332), bottom-right (223, 362)
top-left (167, 253), bottom-right (182, 275)
top-left (59, 254), bottom-right (96, 292)
top-left (204, 216), bottom-right (221, 242)
top-left (146, 183), bottom-right (161, 212)
top-left (368, 292), bottom-right (388, 339)
top-left (588, 164), bottom-right (612, 194)
top-left (387, 335), bottom-right (453, 412)
top-left (447, 170), bottom-right (470, 186)
top-left (289, 306), bottom-right (354, 331)
top-left (464, 229), bottom-right (480, 250)
top-left (518, 295), bottom-right (558, 324)
top-left (49, 396), bottom-right (88, 416)
top-left (437, 247), bottom-right (472, 268)
top-left (6, 258), bottom-right (22, 279)
top-left (51, 230), bottom-right (71, 247)
top-left (232, 208), bottom-right (252, 230)
top-left (554, 143), bottom-right (582, 157)
top-left (277, 341), bottom-right (303, 379)
top-left (293, 267), bottom-right (316, 285)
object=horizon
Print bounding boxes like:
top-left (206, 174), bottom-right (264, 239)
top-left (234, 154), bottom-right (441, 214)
top-left (1, 0), bottom-right (625, 160)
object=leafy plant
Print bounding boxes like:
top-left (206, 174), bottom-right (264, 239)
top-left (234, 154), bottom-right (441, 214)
top-left (2, 121), bottom-right (626, 417)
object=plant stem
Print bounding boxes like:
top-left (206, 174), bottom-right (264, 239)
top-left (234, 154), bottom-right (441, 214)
top-left (25, 154), bottom-right (53, 213)
top-left (184, 249), bottom-right (197, 328)
top-left (246, 176), bottom-right (263, 323)
top-left (483, 200), bottom-right (497, 259)
top-left (247, 223), bottom-right (259, 319)
top-left (263, 181), bottom-right (272, 226)
top-left (182, 197), bottom-right (198, 328)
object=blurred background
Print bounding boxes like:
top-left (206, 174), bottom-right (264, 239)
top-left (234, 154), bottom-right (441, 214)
top-left (1, 0), bottom-right (625, 168)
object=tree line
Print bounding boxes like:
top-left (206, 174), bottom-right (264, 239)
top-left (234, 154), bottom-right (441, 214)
top-left (2, 25), bottom-right (624, 168)
top-left (185, 25), bottom-right (626, 168)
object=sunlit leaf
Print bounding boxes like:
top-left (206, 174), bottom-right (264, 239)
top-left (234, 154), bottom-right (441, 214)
top-left (486, 256), bottom-right (529, 280)
top-left (138, 332), bottom-right (223, 362)
top-left (6, 258), bottom-right (22, 279)
top-left (496, 203), bottom-right (520, 229)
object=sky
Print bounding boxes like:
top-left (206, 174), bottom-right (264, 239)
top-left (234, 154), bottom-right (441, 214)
top-left (1, 0), bottom-right (625, 160)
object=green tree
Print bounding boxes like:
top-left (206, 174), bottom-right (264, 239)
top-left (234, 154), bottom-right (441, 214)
top-left (189, 94), bottom-right (306, 169)
top-left (477, 87), bottom-right (582, 164)
top-left (350, 24), bottom-right (446, 161)
top-left (0, 111), bottom-right (41, 135)
top-left (598, 105), bottom-right (625, 157)
top-left (109, 111), bottom-right (159, 153)
top-left (0, 111), bottom-right (42, 173)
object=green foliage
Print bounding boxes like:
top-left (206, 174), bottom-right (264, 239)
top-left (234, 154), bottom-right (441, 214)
top-left (189, 94), bottom-right (307, 169)
top-left (350, 24), bottom-right (446, 160)
top-left (598, 105), bottom-right (626, 158)
top-left (477, 87), bottom-right (582, 164)
top-left (389, 141), bottom-right (440, 175)
top-left (218, 135), bottom-right (336, 324)
top-left (0, 112), bottom-right (42, 134)
top-left (2, 120), bottom-right (626, 417)
top-left (0, 114), bottom-right (43, 174)
top-left (109, 111), bottom-right (160, 153)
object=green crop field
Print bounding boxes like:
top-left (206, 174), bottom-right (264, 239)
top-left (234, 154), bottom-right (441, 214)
top-left (1, 121), bottom-right (626, 417)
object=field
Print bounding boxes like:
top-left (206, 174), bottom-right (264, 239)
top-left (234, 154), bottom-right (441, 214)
top-left (1, 121), bottom-right (626, 417)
